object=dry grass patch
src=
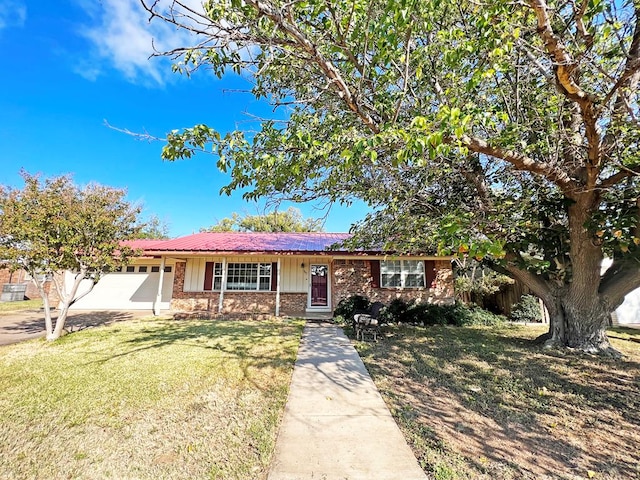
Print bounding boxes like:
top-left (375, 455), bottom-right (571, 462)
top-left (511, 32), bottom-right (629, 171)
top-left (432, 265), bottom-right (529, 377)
top-left (0, 316), bottom-right (304, 480)
top-left (356, 324), bottom-right (640, 480)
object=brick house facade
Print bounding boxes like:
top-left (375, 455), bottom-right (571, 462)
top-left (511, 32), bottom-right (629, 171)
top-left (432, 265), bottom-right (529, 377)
top-left (66, 233), bottom-right (455, 315)
top-left (331, 258), bottom-right (454, 308)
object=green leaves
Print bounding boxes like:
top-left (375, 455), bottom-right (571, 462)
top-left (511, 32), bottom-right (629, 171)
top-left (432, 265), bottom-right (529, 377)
top-left (144, 0), bottom-right (640, 306)
top-left (0, 172), bottom-right (141, 278)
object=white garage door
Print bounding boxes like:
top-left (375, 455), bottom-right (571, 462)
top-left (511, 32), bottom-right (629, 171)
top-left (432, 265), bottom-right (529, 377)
top-left (68, 267), bottom-right (174, 311)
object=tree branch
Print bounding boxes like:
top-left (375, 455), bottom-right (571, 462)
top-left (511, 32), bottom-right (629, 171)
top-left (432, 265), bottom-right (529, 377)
top-left (529, 0), bottom-right (591, 101)
top-left (487, 256), bottom-right (555, 305)
top-left (598, 165), bottom-right (640, 190)
top-left (604, 2), bottom-right (640, 116)
top-left (244, 0), bottom-right (381, 133)
top-left (529, 0), bottom-right (601, 189)
top-left (460, 135), bottom-right (576, 193)
top-left (600, 257), bottom-right (640, 308)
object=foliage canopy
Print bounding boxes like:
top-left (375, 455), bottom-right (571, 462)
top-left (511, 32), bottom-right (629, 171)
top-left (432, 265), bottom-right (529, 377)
top-left (142, 0), bottom-right (640, 354)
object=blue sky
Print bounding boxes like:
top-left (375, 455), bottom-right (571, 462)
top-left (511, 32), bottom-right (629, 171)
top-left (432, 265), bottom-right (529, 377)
top-left (0, 0), bottom-right (369, 236)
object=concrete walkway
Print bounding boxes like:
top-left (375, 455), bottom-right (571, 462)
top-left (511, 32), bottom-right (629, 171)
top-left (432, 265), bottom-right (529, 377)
top-left (268, 322), bottom-right (427, 480)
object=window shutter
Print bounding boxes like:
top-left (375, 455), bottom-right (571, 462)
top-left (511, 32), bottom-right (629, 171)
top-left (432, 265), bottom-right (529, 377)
top-left (425, 260), bottom-right (436, 288)
top-left (204, 262), bottom-right (214, 291)
top-left (370, 260), bottom-right (381, 288)
top-left (271, 262), bottom-right (278, 291)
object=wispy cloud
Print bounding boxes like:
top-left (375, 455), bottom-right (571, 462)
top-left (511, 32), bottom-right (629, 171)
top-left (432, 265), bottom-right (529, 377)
top-left (0, 0), bottom-right (27, 30)
top-left (76, 0), bottom-right (202, 86)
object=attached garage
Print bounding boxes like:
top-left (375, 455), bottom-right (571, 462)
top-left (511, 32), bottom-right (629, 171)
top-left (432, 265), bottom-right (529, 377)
top-left (68, 261), bottom-right (175, 311)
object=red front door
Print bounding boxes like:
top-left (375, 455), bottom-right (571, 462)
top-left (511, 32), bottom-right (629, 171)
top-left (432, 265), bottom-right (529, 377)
top-left (310, 264), bottom-right (328, 306)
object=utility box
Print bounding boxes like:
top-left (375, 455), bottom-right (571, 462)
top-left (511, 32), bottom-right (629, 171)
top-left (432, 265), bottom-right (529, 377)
top-left (0, 284), bottom-right (27, 302)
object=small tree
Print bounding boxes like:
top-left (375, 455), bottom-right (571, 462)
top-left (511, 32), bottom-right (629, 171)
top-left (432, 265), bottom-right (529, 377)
top-left (202, 207), bottom-right (324, 232)
top-left (0, 173), bottom-right (141, 341)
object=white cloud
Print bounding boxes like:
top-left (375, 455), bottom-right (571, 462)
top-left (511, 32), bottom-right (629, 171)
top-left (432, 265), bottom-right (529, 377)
top-left (77, 0), bottom-right (204, 85)
top-left (0, 0), bottom-right (27, 30)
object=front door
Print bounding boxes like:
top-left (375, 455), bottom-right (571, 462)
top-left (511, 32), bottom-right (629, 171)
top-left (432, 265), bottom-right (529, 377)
top-left (310, 264), bottom-right (328, 307)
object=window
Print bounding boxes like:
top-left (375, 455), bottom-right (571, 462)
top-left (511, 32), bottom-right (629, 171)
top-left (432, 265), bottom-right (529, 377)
top-left (151, 266), bottom-right (160, 273)
top-left (226, 262), bottom-right (272, 291)
top-left (213, 263), bottom-right (223, 290)
top-left (126, 266), bottom-right (135, 273)
top-left (164, 266), bottom-right (172, 273)
top-left (205, 262), bottom-right (273, 291)
top-left (138, 266), bottom-right (148, 273)
top-left (380, 260), bottom-right (425, 288)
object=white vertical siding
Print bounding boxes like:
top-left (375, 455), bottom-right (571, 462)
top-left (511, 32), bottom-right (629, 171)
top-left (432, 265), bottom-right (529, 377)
top-left (182, 255), bottom-right (330, 293)
top-left (184, 258), bottom-right (206, 292)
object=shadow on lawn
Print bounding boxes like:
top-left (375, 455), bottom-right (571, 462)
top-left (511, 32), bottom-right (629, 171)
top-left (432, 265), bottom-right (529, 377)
top-left (361, 325), bottom-right (640, 479)
top-left (0, 310), bottom-right (139, 335)
top-left (88, 319), bottom-right (303, 385)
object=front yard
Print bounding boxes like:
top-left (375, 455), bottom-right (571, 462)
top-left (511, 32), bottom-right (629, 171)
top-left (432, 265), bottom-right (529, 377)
top-left (0, 317), bottom-right (304, 480)
top-left (357, 324), bottom-right (640, 480)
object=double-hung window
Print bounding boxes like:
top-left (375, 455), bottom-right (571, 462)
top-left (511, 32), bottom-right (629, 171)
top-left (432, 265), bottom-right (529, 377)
top-left (205, 262), bottom-right (273, 291)
top-left (226, 262), bottom-right (272, 291)
top-left (380, 260), bottom-right (425, 288)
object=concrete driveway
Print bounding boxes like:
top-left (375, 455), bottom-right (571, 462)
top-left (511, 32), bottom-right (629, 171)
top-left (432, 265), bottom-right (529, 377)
top-left (0, 309), bottom-right (155, 346)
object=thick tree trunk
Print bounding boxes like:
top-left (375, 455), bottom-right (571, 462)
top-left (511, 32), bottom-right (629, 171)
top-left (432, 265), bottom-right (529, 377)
top-left (535, 291), bottom-right (619, 356)
top-left (561, 299), bottom-right (614, 353)
top-left (542, 295), bottom-right (618, 356)
top-left (540, 296), bottom-right (563, 345)
top-left (538, 194), bottom-right (621, 356)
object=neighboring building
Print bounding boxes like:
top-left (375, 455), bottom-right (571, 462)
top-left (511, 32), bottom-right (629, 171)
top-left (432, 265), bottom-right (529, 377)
top-left (0, 267), bottom-right (53, 302)
top-left (67, 232), bottom-right (454, 316)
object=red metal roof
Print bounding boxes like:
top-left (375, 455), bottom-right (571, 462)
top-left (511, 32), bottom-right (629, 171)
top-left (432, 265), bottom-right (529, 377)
top-left (136, 232), bottom-right (354, 254)
top-left (122, 239), bottom-right (172, 250)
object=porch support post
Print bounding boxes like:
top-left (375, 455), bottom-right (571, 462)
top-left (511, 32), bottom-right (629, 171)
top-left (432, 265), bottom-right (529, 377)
top-left (153, 256), bottom-right (166, 316)
top-left (218, 258), bottom-right (227, 314)
top-left (275, 258), bottom-right (281, 317)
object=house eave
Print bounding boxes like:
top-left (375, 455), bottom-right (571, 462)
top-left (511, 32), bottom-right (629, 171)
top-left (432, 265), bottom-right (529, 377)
top-left (139, 249), bottom-right (451, 260)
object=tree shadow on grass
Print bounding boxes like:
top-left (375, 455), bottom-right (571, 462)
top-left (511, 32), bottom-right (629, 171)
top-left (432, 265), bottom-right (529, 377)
top-left (84, 318), bottom-right (304, 391)
top-left (0, 310), bottom-right (140, 336)
top-left (361, 325), bottom-right (640, 479)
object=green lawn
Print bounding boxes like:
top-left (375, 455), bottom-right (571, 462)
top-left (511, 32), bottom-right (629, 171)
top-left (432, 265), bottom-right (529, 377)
top-left (357, 324), bottom-right (640, 480)
top-left (0, 298), bottom-right (43, 313)
top-left (0, 316), bottom-right (304, 480)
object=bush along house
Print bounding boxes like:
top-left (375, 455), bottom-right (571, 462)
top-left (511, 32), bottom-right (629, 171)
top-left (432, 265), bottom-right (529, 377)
top-left (66, 232), bottom-right (454, 316)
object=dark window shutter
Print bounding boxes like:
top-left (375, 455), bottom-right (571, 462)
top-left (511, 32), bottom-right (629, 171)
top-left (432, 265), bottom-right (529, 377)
top-left (204, 262), bottom-right (214, 291)
top-left (425, 260), bottom-right (436, 288)
top-left (271, 262), bottom-right (278, 291)
top-left (370, 260), bottom-right (381, 288)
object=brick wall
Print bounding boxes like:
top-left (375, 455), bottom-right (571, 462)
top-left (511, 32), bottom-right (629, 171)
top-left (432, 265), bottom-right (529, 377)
top-left (171, 262), bottom-right (308, 315)
top-left (170, 258), bottom-right (454, 315)
top-left (223, 292), bottom-right (276, 314)
top-left (280, 293), bottom-right (308, 314)
top-left (331, 259), bottom-right (454, 307)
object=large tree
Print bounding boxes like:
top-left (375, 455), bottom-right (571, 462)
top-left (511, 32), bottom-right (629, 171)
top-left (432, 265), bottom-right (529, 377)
top-left (141, 0), bottom-right (640, 355)
top-left (0, 173), bottom-right (141, 341)
top-left (202, 207), bottom-right (324, 232)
